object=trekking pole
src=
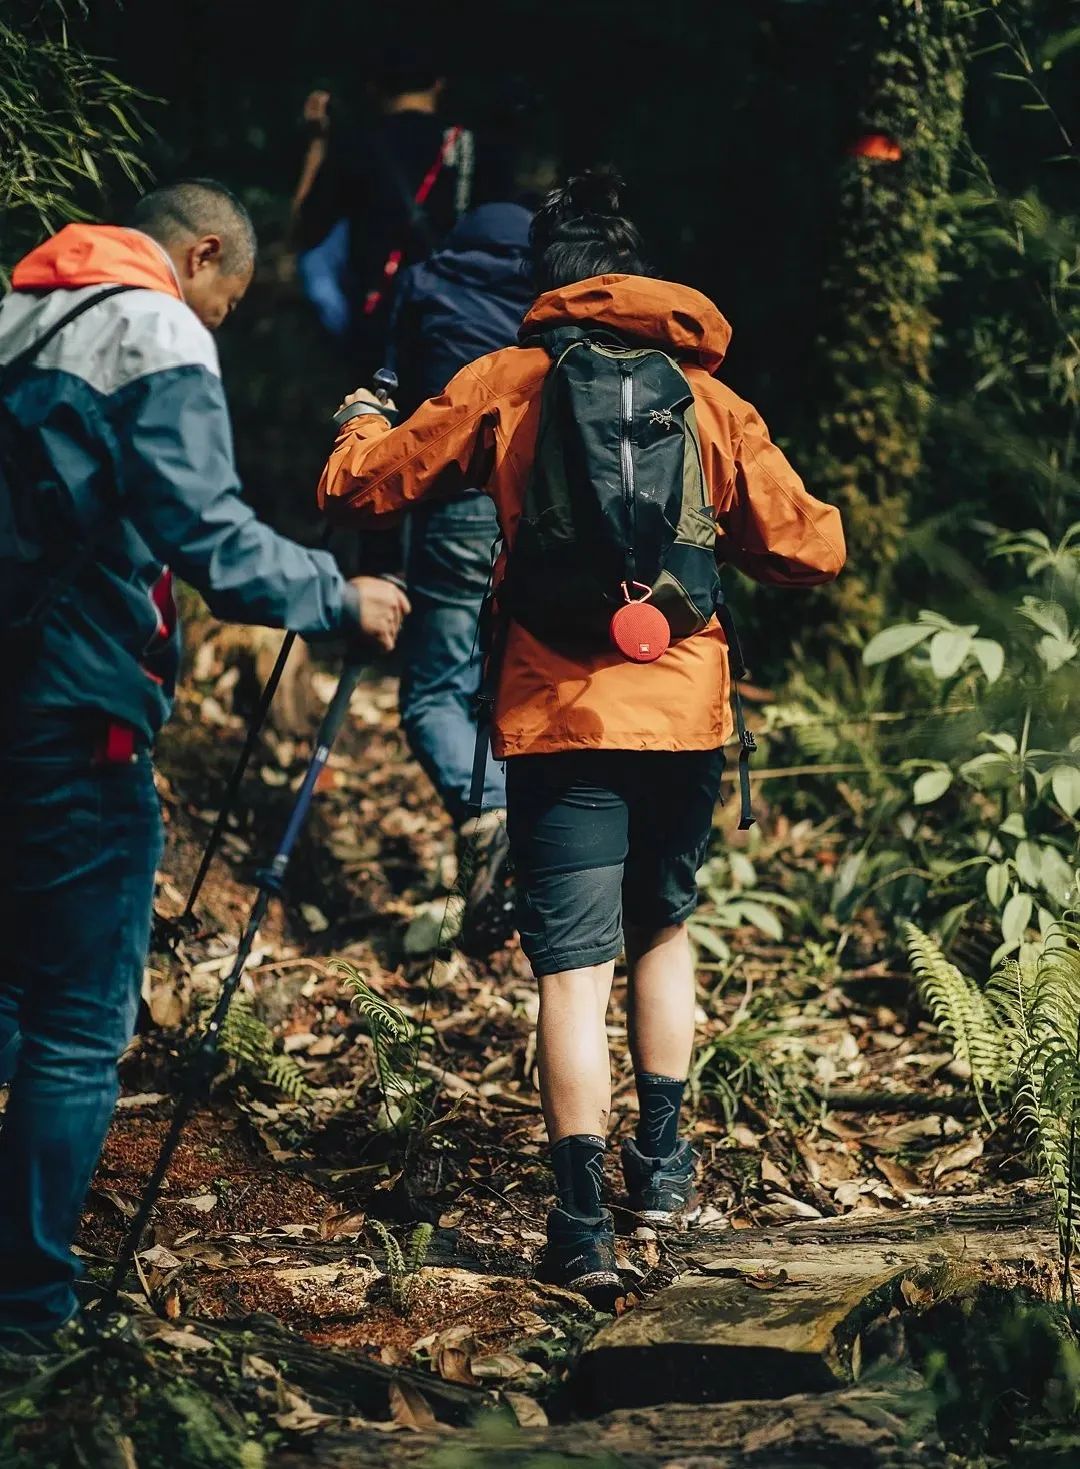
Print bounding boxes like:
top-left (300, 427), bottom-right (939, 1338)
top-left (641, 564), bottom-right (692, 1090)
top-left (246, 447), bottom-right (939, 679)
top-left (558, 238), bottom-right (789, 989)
top-left (178, 367), bottom-right (400, 928)
top-left (179, 630), bottom-right (296, 925)
top-left (102, 648), bottom-right (368, 1308)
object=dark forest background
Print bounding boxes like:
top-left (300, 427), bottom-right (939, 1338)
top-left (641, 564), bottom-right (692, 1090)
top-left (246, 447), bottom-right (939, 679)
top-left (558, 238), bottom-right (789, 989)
top-left (45, 0), bottom-right (1072, 654)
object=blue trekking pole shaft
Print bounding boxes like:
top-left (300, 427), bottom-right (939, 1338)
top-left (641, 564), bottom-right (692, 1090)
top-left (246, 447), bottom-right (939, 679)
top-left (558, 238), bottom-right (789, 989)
top-left (103, 650), bottom-right (367, 1307)
top-left (180, 631), bottom-right (297, 922)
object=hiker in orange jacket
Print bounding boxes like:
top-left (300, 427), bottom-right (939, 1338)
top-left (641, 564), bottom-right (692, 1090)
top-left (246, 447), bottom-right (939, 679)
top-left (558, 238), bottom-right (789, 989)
top-left (317, 171), bottom-right (844, 1299)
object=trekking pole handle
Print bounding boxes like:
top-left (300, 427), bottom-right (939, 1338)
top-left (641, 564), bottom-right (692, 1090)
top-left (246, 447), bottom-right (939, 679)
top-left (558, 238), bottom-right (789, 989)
top-left (333, 366), bottom-right (400, 429)
top-left (373, 367), bottom-right (398, 403)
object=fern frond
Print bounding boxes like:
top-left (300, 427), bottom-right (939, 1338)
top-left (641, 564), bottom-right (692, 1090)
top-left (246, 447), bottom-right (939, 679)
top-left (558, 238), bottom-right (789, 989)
top-left (209, 990), bottom-right (312, 1101)
top-left (332, 961), bottom-right (429, 1130)
top-left (1011, 921), bottom-right (1080, 1268)
top-left (369, 1219), bottom-right (428, 1312)
top-left (904, 922), bottom-right (1015, 1101)
top-left (406, 1223), bottom-right (434, 1277)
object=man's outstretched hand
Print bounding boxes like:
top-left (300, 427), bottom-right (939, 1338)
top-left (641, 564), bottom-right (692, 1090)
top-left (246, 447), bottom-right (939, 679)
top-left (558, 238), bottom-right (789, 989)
top-left (349, 576), bottom-right (410, 654)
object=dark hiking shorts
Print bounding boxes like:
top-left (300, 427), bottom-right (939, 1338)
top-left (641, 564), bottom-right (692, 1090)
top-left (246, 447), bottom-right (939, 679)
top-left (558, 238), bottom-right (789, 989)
top-left (505, 749), bottom-right (726, 978)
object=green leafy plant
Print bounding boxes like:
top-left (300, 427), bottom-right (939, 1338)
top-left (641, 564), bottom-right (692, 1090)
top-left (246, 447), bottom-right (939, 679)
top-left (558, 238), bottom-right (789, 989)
top-left (904, 920), bottom-right (1014, 1113)
top-left (865, 525), bottom-right (1079, 961)
top-left (905, 918), bottom-right (1080, 1286)
top-left (213, 990), bottom-right (311, 1102)
top-left (334, 962), bottom-right (430, 1132)
top-left (691, 975), bottom-right (817, 1127)
top-left (689, 849), bottom-right (802, 967)
top-left (0, 0), bottom-right (154, 277)
top-left (368, 1219), bottom-right (433, 1313)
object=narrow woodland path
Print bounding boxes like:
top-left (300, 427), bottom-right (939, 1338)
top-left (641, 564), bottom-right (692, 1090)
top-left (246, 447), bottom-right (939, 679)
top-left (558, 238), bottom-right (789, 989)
top-left (26, 662), bottom-right (1058, 1466)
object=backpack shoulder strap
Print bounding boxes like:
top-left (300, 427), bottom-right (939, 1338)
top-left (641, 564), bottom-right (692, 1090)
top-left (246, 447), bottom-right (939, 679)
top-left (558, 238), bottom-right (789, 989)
top-left (520, 324), bottom-right (633, 360)
top-left (0, 285), bottom-right (139, 394)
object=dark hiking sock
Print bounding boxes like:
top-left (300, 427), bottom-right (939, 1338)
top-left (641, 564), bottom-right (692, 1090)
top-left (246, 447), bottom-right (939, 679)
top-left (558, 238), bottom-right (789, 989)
top-left (550, 1134), bottom-right (606, 1218)
top-left (635, 1072), bottom-right (686, 1157)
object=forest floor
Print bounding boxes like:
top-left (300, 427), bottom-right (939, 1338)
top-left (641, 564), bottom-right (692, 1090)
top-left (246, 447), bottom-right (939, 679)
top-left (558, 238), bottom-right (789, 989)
top-left (0, 654), bottom-right (1068, 1468)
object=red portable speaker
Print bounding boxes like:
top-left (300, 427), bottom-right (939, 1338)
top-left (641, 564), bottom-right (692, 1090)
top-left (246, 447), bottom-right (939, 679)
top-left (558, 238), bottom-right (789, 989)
top-left (609, 583), bottom-right (670, 663)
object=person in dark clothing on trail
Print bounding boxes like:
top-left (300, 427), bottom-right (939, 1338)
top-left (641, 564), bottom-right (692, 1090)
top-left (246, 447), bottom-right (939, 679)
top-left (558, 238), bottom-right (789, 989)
top-left (292, 45), bottom-right (475, 364)
top-left (0, 181), bottom-right (408, 1349)
top-left (387, 198), bottom-right (534, 953)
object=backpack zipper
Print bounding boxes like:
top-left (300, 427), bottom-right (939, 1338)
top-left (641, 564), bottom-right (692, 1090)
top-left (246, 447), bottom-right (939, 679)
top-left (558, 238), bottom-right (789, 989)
top-left (620, 362), bottom-right (636, 581)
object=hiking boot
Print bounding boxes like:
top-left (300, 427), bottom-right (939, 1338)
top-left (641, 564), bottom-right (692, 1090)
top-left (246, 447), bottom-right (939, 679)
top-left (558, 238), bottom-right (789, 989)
top-left (536, 1207), bottom-right (622, 1307)
top-left (458, 817), bottom-right (517, 958)
top-left (621, 1138), bottom-right (701, 1227)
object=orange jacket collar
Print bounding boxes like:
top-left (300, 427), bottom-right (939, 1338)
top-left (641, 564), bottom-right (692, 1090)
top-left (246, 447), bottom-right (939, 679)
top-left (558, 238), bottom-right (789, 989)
top-left (11, 224), bottom-right (183, 300)
top-left (522, 273), bottom-right (732, 373)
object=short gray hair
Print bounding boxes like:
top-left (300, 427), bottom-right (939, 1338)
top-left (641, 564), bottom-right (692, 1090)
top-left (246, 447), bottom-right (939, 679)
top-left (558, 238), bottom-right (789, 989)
top-left (130, 179), bottom-right (257, 273)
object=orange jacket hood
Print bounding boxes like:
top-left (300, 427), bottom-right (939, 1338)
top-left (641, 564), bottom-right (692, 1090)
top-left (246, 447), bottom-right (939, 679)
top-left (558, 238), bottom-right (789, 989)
top-left (522, 274), bottom-right (732, 372)
top-left (10, 223), bottom-right (182, 300)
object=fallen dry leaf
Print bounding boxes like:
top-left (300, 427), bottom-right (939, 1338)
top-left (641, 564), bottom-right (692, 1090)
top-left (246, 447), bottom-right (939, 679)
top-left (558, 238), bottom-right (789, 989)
top-left (874, 1156), bottom-right (922, 1195)
top-left (139, 1245), bottom-right (182, 1271)
top-left (468, 1353), bottom-right (538, 1382)
top-left (744, 1266), bottom-right (790, 1291)
top-left (932, 1133), bottom-right (984, 1180)
top-left (177, 1192), bottom-right (218, 1214)
top-left (422, 1324), bottom-right (477, 1387)
top-left (504, 1391), bottom-right (549, 1428)
top-left (388, 1380), bottom-right (438, 1431)
top-left (760, 1157), bottom-right (790, 1191)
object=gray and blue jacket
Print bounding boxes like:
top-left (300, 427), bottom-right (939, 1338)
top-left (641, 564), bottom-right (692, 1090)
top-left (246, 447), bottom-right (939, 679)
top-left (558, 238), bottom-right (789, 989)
top-left (0, 223), bottom-right (357, 740)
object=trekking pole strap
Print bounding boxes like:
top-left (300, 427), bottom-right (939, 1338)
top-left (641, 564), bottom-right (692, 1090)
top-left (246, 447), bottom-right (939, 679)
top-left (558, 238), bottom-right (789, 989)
top-left (467, 540), bottom-right (507, 818)
top-left (731, 683), bottom-right (756, 831)
top-left (715, 600), bottom-right (756, 831)
top-left (468, 618), bottom-right (506, 818)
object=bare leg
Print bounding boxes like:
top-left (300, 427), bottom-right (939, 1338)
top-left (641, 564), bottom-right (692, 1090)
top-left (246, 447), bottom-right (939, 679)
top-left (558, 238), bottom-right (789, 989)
top-left (536, 961), bottom-right (616, 1143)
top-left (625, 923), bottom-right (696, 1081)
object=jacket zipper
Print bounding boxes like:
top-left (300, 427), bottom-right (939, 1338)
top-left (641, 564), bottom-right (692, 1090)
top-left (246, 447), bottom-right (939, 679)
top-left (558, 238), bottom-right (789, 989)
top-left (620, 362), bottom-right (636, 582)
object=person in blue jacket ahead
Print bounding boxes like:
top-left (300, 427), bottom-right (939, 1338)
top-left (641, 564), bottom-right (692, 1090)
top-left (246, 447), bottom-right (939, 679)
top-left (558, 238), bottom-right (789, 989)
top-left (0, 179), bottom-right (409, 1349)
top-left (386, 197), bottom-right (534, 955)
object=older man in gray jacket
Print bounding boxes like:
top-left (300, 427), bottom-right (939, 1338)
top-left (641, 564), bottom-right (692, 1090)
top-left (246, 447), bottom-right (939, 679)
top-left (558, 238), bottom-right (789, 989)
top-left (0, 180), bottom-right (408, 1345)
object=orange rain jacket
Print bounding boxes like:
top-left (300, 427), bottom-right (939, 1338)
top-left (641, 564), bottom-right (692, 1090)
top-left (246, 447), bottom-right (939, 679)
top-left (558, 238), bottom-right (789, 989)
top-left (318, 274), bottom-right (845, 758)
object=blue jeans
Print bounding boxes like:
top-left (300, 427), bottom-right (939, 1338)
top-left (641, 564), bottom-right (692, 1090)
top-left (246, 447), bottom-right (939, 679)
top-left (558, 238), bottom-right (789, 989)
top-left (0, 720), bottom-right (162, 1335)
top-left (401, 495), bottom-right (506, 823)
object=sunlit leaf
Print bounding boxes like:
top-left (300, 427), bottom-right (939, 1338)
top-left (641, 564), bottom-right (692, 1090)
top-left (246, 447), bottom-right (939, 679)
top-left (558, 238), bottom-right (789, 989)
top-left (862, 623), bottom-right (934, 665)
top-left (1001, 893), bottom-right (1034, 947)
top-left (929, 629), bottom-right (974, 679)
top-left (986, 862), bottom-right (1011, 909)
top-left (971, 638), bottom-right (1005, 684)
top-left (733, 900), bottom-right (785, 943)
top-left (913, 768), bottom-right (953, 804)
top-left (1035, 634), bottom-right (1077, 672)
top-left (1051, 763), bottom-right (1080, 817)
top-left (1015, 840), bottom-right (1043, 889)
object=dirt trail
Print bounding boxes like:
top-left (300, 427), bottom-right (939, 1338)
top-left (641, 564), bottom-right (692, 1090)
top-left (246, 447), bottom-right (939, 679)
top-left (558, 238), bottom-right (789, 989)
top-left (21, 662), bottom-right (1044, 1465)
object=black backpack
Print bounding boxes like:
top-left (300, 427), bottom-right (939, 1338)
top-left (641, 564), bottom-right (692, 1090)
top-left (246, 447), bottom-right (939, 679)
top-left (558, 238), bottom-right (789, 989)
top-left (503, 325), bottom-right (721, 648)
top-left (471, 325), bottom-right (756, 828)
